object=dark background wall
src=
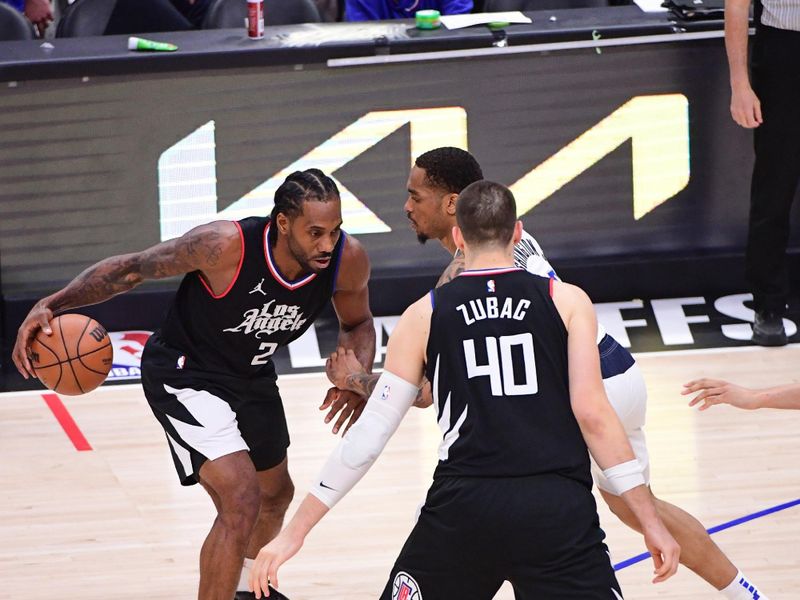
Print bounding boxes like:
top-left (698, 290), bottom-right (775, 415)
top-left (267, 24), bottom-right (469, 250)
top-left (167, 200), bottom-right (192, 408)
top-left (2, 37), bottom-right (799, 378)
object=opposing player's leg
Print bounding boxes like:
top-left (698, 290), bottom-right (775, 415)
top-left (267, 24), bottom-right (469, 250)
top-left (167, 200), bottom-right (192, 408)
top-left (600, 487), bottom-right (766, 597)
top-left (596, 340), bottom-right (769, 599)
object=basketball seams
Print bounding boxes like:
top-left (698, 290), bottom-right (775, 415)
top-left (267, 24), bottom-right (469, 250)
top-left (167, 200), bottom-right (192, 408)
top-left (57, 316), bottom-right (71, 360)
top-left (74, 315), bottom-right (93, 358)
top-left (65, 355), bottom-right (86, 395)
top-left (33, 359), bottom-right (63, 369)
top-left (31, 335), bottom-right (63, 368)
top-left (76, 342), bottom-right (113, 376)
top-left (32, 359), bottom-right (63, 389)
top-left (30, 334), bottom-right (65, 388)
top-left (76, 341), bottom-right (112, 361)
top-left (54, 361), bottom-right (64, 390)
top-left (36, 341), bottom-right (112, 369)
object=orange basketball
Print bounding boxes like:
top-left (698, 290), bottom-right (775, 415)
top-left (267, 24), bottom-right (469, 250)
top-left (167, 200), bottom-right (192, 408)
top-left (29, 313), bottom-right (113, 396)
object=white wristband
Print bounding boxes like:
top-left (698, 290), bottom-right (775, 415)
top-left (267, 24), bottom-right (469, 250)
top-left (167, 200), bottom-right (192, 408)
top-left (602, 459), bottom-right (645, 496)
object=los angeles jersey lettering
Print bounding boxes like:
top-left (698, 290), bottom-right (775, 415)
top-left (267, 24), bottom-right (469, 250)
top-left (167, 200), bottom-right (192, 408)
top-left (159, 216), bottom-right (345, 378)
top-left (426, 268), bottom-right (591, 487)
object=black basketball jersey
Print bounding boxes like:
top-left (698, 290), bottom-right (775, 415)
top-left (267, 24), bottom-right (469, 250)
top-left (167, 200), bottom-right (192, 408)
top-left (158, 216), bottom-right (345, 379)
top-left (425, 268), bottom-right (591, 488)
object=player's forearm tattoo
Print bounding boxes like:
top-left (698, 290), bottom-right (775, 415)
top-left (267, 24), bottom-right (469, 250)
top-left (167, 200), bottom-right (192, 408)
top-left (48, 223), bottom-right (233, 313)
top-left (436, 254), bottom-right (465, 288)
top-left (344, 372), bottom-right (381, 397)
top-left (48, 255), bottom-right (148, 313)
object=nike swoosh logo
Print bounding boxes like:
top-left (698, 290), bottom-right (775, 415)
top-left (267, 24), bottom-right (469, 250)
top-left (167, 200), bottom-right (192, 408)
top-left (319, 481), bottom-right (337, 491)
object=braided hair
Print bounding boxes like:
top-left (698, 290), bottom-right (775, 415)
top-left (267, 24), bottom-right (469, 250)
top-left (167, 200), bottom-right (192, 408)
top-left (270, 169), bottom-right (340, 228)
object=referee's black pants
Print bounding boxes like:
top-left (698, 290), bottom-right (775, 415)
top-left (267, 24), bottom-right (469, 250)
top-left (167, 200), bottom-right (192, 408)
top-left (747, 24), bottom-right (800, 315)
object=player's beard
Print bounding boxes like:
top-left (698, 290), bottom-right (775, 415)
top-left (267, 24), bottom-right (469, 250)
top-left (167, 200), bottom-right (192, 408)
top-left (287, 234), bottom-right (329, 274)
top-left (407, 213), bottom-right (429, 244)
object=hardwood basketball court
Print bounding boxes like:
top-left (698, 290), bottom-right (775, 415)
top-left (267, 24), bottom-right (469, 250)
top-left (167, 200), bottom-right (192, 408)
top-left (1, 345), bottom-right (798, 599)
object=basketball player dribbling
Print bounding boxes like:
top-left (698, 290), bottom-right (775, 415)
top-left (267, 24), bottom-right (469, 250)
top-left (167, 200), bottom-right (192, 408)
top-left (11, 169), bottom-right (376, 600)
top-left (248, 180), bottom-right (680, 599)
top-left (326, 147), bottom-right (770, 600)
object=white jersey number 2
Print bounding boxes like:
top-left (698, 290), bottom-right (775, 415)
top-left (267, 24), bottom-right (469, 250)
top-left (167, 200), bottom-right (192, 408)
top-left (463, 333), bottom-right (538, 396)
top-left (251, 342), bottom-right (278, 365)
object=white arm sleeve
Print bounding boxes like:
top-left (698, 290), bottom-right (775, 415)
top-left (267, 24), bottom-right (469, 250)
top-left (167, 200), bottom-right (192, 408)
top-left (309, 370), bottom-right (419, 508)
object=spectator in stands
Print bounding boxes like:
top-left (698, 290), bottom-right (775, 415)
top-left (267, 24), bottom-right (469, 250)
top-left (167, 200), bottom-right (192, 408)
top-left (345, 0), bottom-right (472, 21)
top-left (2, 0), bottom-right (52, 36)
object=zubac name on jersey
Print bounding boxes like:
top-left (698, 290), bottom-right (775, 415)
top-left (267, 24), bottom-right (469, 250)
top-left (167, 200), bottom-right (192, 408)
top-left (456, 296), bottom-right (531, 326)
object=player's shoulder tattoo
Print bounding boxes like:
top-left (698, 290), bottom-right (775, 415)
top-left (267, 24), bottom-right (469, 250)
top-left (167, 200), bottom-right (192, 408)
top-left (436, 254), bottom-right (465, 288)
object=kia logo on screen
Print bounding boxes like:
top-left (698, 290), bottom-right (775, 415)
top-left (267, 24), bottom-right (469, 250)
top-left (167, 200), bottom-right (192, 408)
top-left (157, 95), bottom-right (690, 242)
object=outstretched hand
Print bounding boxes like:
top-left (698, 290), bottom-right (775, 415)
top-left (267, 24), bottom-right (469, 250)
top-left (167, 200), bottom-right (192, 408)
top-left (683, 378), bottom-right (760, 411)
top-left (249, 530), bottom-right (304, 598)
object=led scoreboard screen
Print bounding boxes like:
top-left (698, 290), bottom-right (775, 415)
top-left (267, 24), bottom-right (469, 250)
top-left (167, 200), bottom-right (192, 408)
top-left (1, 37), bottom-right (797, 305)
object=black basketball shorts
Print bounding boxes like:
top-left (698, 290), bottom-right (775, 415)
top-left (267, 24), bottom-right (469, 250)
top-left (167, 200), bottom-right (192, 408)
top-left (140, 333), bottom-right (290, 485)
top-left (380, 474), bottom-right (623, 600)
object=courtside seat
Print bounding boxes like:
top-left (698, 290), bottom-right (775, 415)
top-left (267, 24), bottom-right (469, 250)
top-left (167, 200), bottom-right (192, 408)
top-left (55, 0), bottom-right (116, 37)
top-left (0, 3), bottom-right (34, 41)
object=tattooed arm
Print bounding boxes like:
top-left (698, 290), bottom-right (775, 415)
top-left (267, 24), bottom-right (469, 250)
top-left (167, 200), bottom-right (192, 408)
top-left (12, 221), bottom-right (241, 378)
top-left (320, 235), bottom-right (376, 434)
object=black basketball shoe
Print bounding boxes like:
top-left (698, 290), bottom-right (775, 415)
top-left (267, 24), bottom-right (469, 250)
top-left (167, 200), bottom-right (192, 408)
top-left (234, 586), bottom-right (290, 600)
top-left (752, 311), bottom-right (788, 346)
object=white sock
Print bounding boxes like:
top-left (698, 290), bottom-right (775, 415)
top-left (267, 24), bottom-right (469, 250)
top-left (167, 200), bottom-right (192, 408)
top-left (237, 557), bottom-right (255, 592)
top-left (720, 570), bottom-right (769, 600)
